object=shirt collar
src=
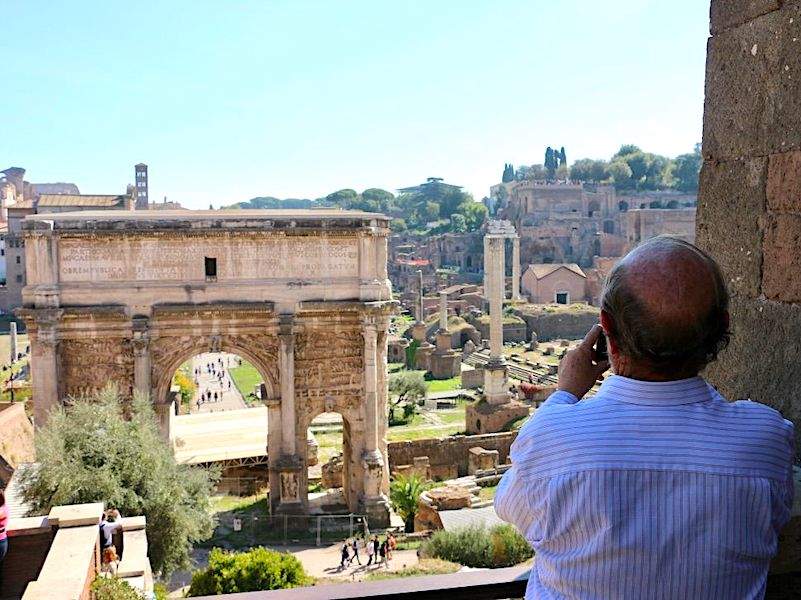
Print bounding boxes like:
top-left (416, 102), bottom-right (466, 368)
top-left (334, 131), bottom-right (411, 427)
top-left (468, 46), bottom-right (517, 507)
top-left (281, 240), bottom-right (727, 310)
top-left (596, 375), bottom-right (712, 406)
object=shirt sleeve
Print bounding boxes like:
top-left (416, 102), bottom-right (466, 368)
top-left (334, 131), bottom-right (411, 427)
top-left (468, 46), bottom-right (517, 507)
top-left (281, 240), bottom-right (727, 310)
top-left (773, 420), bottom-right (796, 533)
top-left (541, 389), bottom-right (579, 407)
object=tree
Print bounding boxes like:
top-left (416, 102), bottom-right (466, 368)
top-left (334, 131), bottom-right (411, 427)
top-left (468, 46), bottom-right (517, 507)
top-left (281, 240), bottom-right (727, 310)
top-left (390, 218), bottom-right (407, 232)
top-left (324, 189), bottom-right (359, 207)
top-left (388, 370), bottom-right (426, 425)
top-left (613, 144), bottom-right (641, 158)
top-left (608, 160), bottom-right (634, 189)
top-left (501, 163), bottom-right (515, 183)
top-left (450, 213), bottom-right (467, 233)
top-left (462, 201), bottom-right (488, 231)
top-left (19, 387), bottom-right (217, 577)
top-left (544, 147), bottom-right (557, 179)
top-left (559, 147), bottom-right (567, 167)
top-left (389, 474), bottom-right (430, 532)
top-left (643, 154), bottom-right (671, 190)
top-left (671, 145), bottom-right (702, 192)
top-left (555, 163), bottom-right (569, 181)
top-left (570, 159), bottom-right (609, 182)
top-left (187, 547), bottom-right (310, 596)
top-left (171, 369), bottom-right (197, 410)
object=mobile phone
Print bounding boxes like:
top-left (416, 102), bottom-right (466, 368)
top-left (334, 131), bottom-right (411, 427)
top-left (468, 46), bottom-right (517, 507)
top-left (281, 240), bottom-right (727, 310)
top-left (595, 331), bottom-right (608, 362)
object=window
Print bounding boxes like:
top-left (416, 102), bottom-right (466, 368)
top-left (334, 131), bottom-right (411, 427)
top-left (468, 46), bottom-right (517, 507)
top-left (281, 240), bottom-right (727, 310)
top-left (15, 275), bottom-right (22, 283)
top-left (15, 256), bottom-right (20, 264)
top-left (205, 257), bottom-right (217, 281)
top-left (555, 292), bottom-right (569, 305)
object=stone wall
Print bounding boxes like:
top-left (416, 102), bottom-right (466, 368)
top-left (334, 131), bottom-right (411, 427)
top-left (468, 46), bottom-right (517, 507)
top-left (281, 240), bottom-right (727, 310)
top-left (387, 431), bottom-right (517, 479)
top-left (1, 528), bottom-right (53, 599)
top-left (514, 305), bottom-right (600, 341)
top-left (0, 403), bottom-right (34, 484)
top-left (698, 0), bottom-right (801, 461)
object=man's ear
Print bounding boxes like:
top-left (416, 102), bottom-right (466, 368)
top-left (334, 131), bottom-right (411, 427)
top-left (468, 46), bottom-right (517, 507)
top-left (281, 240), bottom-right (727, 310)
top-left (599, 310), bottom-right (620, 354)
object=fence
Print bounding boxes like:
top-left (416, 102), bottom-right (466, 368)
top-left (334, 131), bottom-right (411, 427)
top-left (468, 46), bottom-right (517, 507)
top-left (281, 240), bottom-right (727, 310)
top-left (204, 513), bottom-right (371, 548)
top-left (215, 477), bottom-right (267, 497)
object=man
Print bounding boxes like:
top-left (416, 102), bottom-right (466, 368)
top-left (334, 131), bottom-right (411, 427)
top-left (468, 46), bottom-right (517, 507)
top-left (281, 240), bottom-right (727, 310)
top-left (496, 236), bottom-right (795, 599)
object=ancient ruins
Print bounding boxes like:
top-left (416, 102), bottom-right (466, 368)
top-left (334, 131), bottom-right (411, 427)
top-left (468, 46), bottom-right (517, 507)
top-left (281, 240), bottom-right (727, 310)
top-left (18, 210), bottom-right (395, 525)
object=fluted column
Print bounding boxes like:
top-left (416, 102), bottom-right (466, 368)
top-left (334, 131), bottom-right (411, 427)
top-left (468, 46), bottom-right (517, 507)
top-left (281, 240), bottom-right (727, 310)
top-left (439, 291), bottom-right (448, 331)
top-left (132, 317), bottom-right (150, 398)
top-left (31, 309), bottom-right (62, 427)
top-left (279, 314), bottom-right (296, 455)
top-left (362, 320), bottom-right (378, 453)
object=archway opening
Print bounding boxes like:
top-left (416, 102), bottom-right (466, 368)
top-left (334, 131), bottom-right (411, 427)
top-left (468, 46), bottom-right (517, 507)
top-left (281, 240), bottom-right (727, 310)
top-left (307, 411), bottom-right (352, 514)
top-left (171, 351), bottom-right (266, 414)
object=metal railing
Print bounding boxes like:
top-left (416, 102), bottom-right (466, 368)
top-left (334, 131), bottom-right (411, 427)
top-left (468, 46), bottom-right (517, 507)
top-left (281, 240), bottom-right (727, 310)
top-left (203, 513), bottom-right (370, 548)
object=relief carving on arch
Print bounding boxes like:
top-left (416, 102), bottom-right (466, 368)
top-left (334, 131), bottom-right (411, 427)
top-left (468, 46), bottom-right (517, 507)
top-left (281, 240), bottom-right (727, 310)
top-left (60, 338), bottom-right (135, 399)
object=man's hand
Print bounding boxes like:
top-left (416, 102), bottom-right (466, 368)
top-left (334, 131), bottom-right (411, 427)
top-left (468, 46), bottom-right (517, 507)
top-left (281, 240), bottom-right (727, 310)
top-left (557, 324), bottom-right (610, 400)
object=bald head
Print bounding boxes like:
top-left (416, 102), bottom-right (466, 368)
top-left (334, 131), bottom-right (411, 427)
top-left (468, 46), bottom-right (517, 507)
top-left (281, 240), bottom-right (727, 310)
top-left (601, 237), bottom-right (730, 379)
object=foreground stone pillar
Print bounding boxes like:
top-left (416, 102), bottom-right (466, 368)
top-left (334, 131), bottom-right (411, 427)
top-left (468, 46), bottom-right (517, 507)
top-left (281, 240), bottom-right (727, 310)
top-left (439, 291), bottom-right (448, 331)
top-left (31, 309), bottom-right (62, 426)
top-left (359, 315), bottom-right (390, 528)
top-left (483, 235), bottom-right (490, 306)
top-left (512, 236), bottom-right (521, 301)
top-left (276, 314), bottom-right (302, 514)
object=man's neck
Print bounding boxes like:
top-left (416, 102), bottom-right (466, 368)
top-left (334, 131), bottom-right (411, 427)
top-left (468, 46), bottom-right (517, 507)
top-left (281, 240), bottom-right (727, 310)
top-left (613, 363), bottom-right (700, 382)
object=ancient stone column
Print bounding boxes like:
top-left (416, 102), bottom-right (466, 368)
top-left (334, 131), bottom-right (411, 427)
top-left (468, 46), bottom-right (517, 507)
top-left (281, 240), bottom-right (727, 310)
top-left (132, 317), bottom-right (150, 399)
top-left (362, 321), bottom-right (379, 453)
top-left (417, 270), bottom-right (425, 323)
top-left (31, 309), bottom-right (62, 427)
top-left (483, 235), bottom-right (490, 303)
top-left (512, 236), bottom-right (521, 301)
top-left (9, 322), bottom-right (17, 364)
top-left (278, 314), bottom-right (296, 455)
top-left (488, 236), bottom-right (505, 363)
top-left (439, 291), bottom-right (448, 331)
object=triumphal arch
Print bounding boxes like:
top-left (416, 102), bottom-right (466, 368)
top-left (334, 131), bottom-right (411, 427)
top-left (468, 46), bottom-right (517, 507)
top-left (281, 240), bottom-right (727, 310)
top-left (18, 210), bottom-right (394, 525)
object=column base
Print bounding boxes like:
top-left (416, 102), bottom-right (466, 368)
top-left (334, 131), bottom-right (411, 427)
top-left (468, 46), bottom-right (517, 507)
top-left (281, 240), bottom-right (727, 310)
top-left (275, 454), bottom-right (304, 514)
top-left (483, 361), bottom-right (510, 405)
top-left (359, 495), bottom-right (391, 530)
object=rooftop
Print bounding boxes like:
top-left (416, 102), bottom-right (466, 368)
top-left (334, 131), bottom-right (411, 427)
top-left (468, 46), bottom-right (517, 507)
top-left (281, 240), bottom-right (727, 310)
top-left (525, 263), bottom-right (586, 280)
top-left (12, 194), bottom-right (130, 209)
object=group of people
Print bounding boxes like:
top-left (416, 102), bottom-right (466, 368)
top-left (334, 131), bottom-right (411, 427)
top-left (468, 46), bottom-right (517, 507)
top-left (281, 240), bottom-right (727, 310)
top-left (339, 533), bottom-right (396, 569)
top-left (194, 356), bottom-right (235, 411)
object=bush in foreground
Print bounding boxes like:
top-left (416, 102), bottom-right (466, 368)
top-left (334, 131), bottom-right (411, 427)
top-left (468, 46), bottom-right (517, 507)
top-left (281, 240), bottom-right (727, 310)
top-left (91, 577), bottom-right (143, 600)
top-left (187, 547), bottom-right (311, 596)
top-left (19, 387), bottom-right (217, 577)
top-left (420, 524), bottom-right (532, 568)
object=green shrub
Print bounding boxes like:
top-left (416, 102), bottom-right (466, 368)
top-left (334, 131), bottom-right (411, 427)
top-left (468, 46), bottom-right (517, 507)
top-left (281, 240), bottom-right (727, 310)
top-left (420, 524), bottom-right (532, 568)
top-left (187, 547), bottom-right (311, 596)
top-left (91, 576), bottom-right (143, 600)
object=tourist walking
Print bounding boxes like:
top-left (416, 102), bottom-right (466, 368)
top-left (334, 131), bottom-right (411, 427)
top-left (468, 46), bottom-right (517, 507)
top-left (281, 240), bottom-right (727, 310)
top-left (366, 535), bottom-right (375, 565)
top-left (379, 538), bottom-right (388, 569)
top-left (339, 542), bottom-right (350, 568)
top-left (348, 537), bottom-right (362, 566)
top-left (372, 535), bottom-right (380, 564)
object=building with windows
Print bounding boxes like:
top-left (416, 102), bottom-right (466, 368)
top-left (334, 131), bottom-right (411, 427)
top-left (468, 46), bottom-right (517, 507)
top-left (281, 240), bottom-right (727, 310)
top-left (521, 263), bottom-right (587, 304)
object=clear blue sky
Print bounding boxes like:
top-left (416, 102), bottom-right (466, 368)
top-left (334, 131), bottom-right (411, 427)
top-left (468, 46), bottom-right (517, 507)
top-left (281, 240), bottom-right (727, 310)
top-left (2, 1), bottom-right (710, 209)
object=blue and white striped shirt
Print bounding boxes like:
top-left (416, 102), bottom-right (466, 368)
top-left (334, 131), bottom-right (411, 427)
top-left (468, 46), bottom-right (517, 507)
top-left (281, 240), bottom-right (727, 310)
top-left (495, 375), bottom-right (795, 600)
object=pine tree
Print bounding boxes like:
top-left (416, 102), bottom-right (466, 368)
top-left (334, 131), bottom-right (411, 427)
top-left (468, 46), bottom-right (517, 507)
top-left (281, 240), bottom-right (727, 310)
top-left (559, 147), bottom-right (567, 167)
top-left (544, 147), bottom-right (556, 179)
top-left (502, 163), bottom-right (515, 183)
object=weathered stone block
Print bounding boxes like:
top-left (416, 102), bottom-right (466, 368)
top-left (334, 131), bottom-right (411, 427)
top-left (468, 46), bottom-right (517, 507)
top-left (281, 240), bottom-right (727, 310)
top-left (710, 0), bottom-right (781, 34)
top-left (704, 296), bottom-right (801, 460)
top-left (761, 213), bottom-right (801, 302)
top-left (468, 446), bottom-right (499, 475)
top-left (705, 6), bottom-right (801, 159)
top-left (767, 150), bottom-right (801, 212)
top-left (426, 485), bottom-right (472, 511)
top-left (697, 157), bottom-right (766, 298)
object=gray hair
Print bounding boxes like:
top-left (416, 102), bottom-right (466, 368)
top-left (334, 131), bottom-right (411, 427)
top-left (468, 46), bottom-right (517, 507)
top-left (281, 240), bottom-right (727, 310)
top-left (601, 236), bottom-right (730, 376)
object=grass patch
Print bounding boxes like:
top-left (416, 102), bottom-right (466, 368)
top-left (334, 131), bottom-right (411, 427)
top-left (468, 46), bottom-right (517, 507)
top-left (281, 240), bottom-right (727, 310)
top-left (478, 485), bottom-right (498, 501)
top-left (388, 362), bottom-right (406, 373)
top-left (363, 558), bottom-right (460, 581)
top-left (386, 425), bottom-right (463, 442)
top-left (210, 494), bottom-right (268, 516)
top-left (425, 376), bottom-right (462, 393)
top-left (437, 409), bottom-right (465, 426)
top-left (394, 538), bottom-right (424, 551)
top-left (313, 431), bottom-right (343, 463)
top-left (230, 360), bottom-right (264, 404)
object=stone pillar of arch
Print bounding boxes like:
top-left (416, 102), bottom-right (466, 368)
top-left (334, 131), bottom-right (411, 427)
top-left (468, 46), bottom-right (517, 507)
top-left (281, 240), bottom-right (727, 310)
top-left (275, 313), bottom-right (303, 515)
top-left (29, 308), bottom-right (62, 427)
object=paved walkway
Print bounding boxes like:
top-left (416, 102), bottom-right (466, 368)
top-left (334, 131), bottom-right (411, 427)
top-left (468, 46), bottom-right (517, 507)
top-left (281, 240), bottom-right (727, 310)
top-left (190, 352), bottom-right (246, 413)
top-left (172, 407), bottom-right (268, 464)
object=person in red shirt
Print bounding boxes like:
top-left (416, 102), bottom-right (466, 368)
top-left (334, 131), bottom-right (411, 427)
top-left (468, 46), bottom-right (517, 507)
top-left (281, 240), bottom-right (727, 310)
top-left (0, 489), bottom-right (8, 587)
